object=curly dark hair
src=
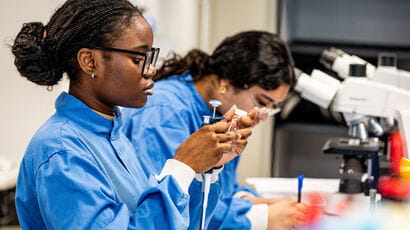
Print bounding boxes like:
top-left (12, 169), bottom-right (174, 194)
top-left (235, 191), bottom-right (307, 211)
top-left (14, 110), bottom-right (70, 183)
top-left (155, 31), bottom-right (295, 90)
top-left (11, 0), bottom-right (141, 86)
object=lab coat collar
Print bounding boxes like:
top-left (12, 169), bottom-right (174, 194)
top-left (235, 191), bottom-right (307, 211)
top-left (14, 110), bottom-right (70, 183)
top-left (55, 92), bottom-right (123, 135)
top-left (180, 73), bottom-right (215, 117)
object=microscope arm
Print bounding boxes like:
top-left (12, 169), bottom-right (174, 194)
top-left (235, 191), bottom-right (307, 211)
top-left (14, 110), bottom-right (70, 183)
top-left (333, 77), bottom-right (410, 156)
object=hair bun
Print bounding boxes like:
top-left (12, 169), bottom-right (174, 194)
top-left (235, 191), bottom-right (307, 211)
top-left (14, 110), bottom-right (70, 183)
top-left (12, 22), bottom-right (62, 86)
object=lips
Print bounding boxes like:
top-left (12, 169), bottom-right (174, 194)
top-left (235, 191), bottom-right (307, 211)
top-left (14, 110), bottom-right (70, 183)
top-left (143, 83), bottom-right (154, 95)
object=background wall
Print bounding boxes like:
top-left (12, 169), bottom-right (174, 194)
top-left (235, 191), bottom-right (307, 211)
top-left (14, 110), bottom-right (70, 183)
top-left (135, 0), bottom-right (201, 57)
top-left (0, 0), bottom-right (69, 187)
top-left (206, 0), bottom-right (278, 52)
top-left (205, 0), bottom-right (279, 184)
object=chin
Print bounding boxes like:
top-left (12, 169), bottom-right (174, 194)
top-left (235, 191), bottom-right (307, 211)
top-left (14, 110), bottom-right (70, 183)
top-left (135, 103), bottom-right (147, 108)
top-left (134, 99), bottom-right (148, 108)
top-left (122, 97), bottom-right (148, 109)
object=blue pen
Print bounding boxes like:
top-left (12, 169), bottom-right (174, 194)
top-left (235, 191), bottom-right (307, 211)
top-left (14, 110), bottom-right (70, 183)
top-left (297, 175), bottom-right (304, 203)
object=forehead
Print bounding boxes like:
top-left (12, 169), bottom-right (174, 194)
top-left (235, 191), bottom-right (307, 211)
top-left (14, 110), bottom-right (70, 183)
top-left (112, 16), bottom-right (153, 49)
top-left (252, 84), bottom-right (290, 102)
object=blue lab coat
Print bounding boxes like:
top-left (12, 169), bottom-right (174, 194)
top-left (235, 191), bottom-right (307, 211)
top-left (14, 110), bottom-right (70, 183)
top-left (122, 73), bottom-right (256, 229)
top-left (15, 92), bottom-right (220, 229)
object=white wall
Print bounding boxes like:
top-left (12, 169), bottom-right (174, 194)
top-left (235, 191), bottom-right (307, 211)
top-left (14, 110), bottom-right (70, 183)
top-left (0, 0), bottom-right (69, 182)
top-left (205, 0), bottom-right (279, 184)
top-left (205, 0), bottom-right (278, 52)
top-left (136, 0), bottom-right (201, 57)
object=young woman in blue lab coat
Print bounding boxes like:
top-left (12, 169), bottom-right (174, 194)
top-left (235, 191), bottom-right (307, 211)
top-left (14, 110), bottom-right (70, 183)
top-left (121, 31), bottom-right (308, 230)
top-left (11, 0), bottom-right (255, 229)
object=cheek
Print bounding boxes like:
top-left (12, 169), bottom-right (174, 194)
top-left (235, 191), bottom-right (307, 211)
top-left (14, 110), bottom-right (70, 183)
top-left (229, 94), bottom-right (255, 112)
top-left (239, 102), bottom-right (256, 113)
top-left (102, 62), bottom-right (148, 105)
top-left (109, 60), bottom-right (142, 86)
top-left (237, 93), bottom-right (255, 111)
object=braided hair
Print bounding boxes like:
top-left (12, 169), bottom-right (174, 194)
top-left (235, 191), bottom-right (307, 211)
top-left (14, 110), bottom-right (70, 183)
top-left (156, 31), bottom-right (295, 90)
top-left (12, 0), bottom-right (141, 86)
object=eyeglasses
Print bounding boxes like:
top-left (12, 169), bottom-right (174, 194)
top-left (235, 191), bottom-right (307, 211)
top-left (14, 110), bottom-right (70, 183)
top-left (247, 91), bottom-right (281, 119)
top-left (94, 47), bottom-right (160, 75)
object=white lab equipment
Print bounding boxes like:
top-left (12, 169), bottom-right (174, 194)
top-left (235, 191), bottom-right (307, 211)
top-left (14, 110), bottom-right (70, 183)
top-left (0, 157), bottom-right (18, 191)
top-left (332, 70), bottom-right (410, 156)
top-left (320, 47), bottom-right (375, 79)
top-left (294, 65), bottom-right (406, 205)
top-left (246, 177), bottom-right (339, 199)
top-left (320, 48), bottom-right (410, 92)
top-left (294, 65), bottom-right (410, 156)
top-left (294, 68), bottom-right (341, 109)
top-left (371, 53), bottom-right (410, 91)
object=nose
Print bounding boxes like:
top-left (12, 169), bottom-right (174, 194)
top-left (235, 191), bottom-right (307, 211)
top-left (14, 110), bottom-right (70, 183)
top-left (143, 64), bottom-right (157, 79)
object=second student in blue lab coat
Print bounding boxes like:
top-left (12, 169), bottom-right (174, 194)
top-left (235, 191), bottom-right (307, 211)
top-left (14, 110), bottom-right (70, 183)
top-left (122, 31), bottom-right (308, 230)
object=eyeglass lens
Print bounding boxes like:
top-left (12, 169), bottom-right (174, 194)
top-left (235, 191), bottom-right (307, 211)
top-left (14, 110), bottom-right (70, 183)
top-left (142, 48), bottom-right (160, 75)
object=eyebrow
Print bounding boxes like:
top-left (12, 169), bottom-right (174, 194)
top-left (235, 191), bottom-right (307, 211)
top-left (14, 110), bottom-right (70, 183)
top-left (133, 45), bottom-right (150, 51)
top-left (260, 93), bottom-right (275, 103)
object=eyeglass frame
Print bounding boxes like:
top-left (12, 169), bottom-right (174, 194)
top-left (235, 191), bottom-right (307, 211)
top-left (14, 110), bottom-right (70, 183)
top-left (247, 91), bottom-right (282, 118)
top-left (94, 47), bottom-right (160, 75)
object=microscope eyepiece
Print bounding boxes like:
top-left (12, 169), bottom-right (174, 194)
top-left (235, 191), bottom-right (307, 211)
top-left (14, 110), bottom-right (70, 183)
top-left (349, 64), bottom-right (367, 77)
top-left (378, 52), bottom-right (397, 67)
top-left (320, 49), bottom-right (338, 70)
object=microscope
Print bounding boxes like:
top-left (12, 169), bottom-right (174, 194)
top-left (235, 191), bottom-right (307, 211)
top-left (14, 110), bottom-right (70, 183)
top-left (371, 53), bottom-right (410, 92)
top-left (294, 64), bottom-right (410, 200)
top-left (320, 47), bottom-right (410, 91)
top-left (318, 49), bottom-right (410, 175)
top-left (331, 64), bottom-right (410, 157)
top-left (320, 47), bottom-right (376, 79)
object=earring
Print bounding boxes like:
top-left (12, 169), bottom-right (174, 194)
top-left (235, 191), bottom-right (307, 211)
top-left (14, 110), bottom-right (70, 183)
top-left (91, 73), bottom-right (95, 78)
top-left (218, 87), bottom-right (227, 94)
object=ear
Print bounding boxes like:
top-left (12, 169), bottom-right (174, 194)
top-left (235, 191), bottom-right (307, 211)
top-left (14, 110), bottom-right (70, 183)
top-left (217, 79), bottom-right (231, 94)
top-left (219, 79), bottom-right (230, 89)
top-left (77, 48), bottom-right (96, 76)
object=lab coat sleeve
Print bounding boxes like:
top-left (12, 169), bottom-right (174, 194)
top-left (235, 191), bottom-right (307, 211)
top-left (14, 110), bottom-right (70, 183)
top-left (157, 159), bottom-right (196, 194)
top-left (246, 204), bottom-right (269, 230)
top-left (35, 150), bottom-right (191, 230)
top-left (194, 166), bottom-right (224, 183)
